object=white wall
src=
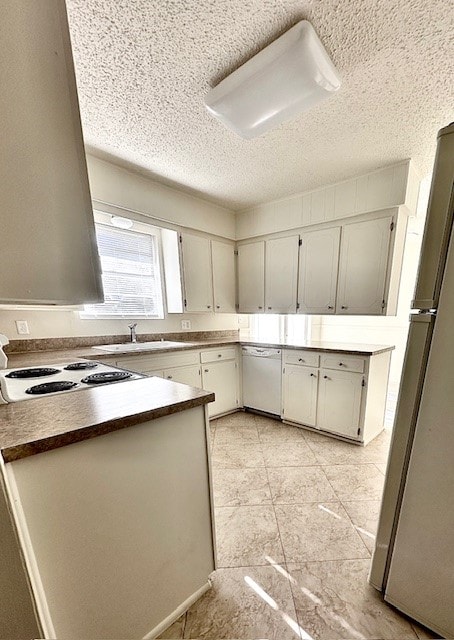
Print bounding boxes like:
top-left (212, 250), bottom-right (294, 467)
top-left (87, 155), bottom-right (236, 239)
top-left (0, 154), bottom-right (238, 341)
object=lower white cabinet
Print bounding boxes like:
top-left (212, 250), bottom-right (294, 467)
top-left (162, 364), bottom-right (201, 387)
top-left (202, 359), bottom-right (239, 418)
top-left (282, 348), bottom-right (392, 443)
top-left (317, 369), bottom-right (363, 439)
top-left (282, 365), bottom-right (318, 427)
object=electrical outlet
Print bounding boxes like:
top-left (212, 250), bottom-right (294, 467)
top-left (181, 320), bottom-right (191, 330)
top-left (15, 320), bottom-right (30, 335)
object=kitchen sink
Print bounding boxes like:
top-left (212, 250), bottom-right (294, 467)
top-left (92, 341), bottom-right (197, 353)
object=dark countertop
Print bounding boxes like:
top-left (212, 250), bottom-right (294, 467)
top-left (5, 338), bottom-right (394, 369)
top-left (0, 377), bottom-right (214, 463)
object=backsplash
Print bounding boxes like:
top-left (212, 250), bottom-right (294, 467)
top-left (5, 330), bottom-right (239, 353)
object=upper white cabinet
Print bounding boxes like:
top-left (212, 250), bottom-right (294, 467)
top-left (211, 240), bottom-right (236, 313)
top-left (238, 236), bottom-right (299, 313)
top-left (0, 0), bottom-right (103, 304)
top-left (237, 242), bottom-right (265, 313)
top-left (298, 227), bottom-right (340, 314)
top-left (179, 234), bottom-right (235, 313)
top-left (337, 216), bottom-right (393, 315)
top-left (265, 236), bottom-right (299, 313)
top-left (181, 234), bottom-right (213, 312)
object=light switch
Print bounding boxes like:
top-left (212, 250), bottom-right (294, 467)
top-left (181, 320), bottom-right (191, 330)
top-left (15, 320), bottom-right (30, 335)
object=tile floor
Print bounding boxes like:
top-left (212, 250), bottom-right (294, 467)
top-left (158, 412), bottom-right (437, 640)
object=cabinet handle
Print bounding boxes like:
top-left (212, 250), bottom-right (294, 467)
top-left (341, 305), bottom-right (348, 309)
top-left (310, 373), bottom-right (316, 377)
top-left (207, 305), bottom-right (211, 309)
top-left (327, 305), bottom-right (334, 310)
top-left (204, 369), bottom-right (209, 373)
top-left (339, 362), bottom-right (344, 367)
top-left (167, 375), bottom-right (172, 379)
top-left (268, 306), bottom-right (272, 310)
top-left (258, 306), bottom-right (263, 310)
top-left (216, 305), bottom-right (220, 309)
top-left (323, 375), bottom-right (329, 379)
top-left (298, 358), bottom-right (305, 362)
top-left (217, 354), bottom-right (222, 358)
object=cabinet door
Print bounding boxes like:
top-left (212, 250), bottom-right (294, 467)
top-left (237, 242), bottom-right (265, 313)
top-left (0, 0), bottom-right (103, 304)
top-left (317, 369), bottom-right (363, 439)
top-left (181, 233), bottom-right (213, 312)
top-left (163, 365), bottom-right (202, 388)
top-left (211, 240), bottom-right (236, 313)
top-left (298, 227), bottom-right (340, 314)
top-left (282, 365), bottom-right (318, 427)
top-left (202, 360), bottom-right (239, 418)
top-left (337, 217), bottom-right (393, 315)
top-left (265, 236), bottom-right (299, 313)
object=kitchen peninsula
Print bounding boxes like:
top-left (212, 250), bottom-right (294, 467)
top-left (0, 375), bottom-right (215, 639)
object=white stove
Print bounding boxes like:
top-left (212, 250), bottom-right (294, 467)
top-left (0, 361), bottom-right (143, 404)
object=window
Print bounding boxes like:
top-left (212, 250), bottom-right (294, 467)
top-left (82, 214), bottom-right (164, 318)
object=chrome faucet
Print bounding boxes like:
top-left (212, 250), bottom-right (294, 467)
top-left (128, 323), bottom-right (138, 343)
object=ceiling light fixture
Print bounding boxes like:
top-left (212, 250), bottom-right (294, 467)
top-left (204, 20), bottom-right (341, 139)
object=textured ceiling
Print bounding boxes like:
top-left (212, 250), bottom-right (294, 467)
top-left (66, 0), bottom-right (454, 210)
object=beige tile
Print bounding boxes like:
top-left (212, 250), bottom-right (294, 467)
top-left (376, 462), bottom-right (388, 475)
top-left (342, 500), bottom-right (381, 552)
top-left (157, 614), bottom-right (185, 638)
top-left (275, 502), bottom-right (370, 562)
top-left (304, 430), bottom-right (391, 465)
top-left (257, 422), bottom-right (306, 443)
top-left (214, 505), bottom-right (285, 567)
top-left (215, 424), bottom-right (260, 445)
top-left (288, 559), bottom-right (418, 640)
top-left (213, 468), bottom-right (272, 506)
top-left (211, 443), bottom-right (265, 468)
top-left (261, 441), bottom-right (318, 467)
top-left (267, 466), bottom-right (337, 504)
top-left (411, 621), bottom-right (440, 638)
top-left (215, 411), bottom-right (257, 427)
top-left (323, 464), bottom-right (385, 501)
top-left (184, 566), bottom-right (300, 640)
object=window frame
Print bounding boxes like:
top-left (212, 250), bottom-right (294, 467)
top-left (80, 211), bottom-right (165, 320)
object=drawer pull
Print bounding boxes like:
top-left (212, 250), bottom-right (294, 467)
top-left (341, 305), bottom-right (348, 309)
top-left (298, 358), bottom-right (305, 362)
top-left (207, 305), bottom-right (211, 309)
top-left (218, 354), bottom-right (222, 358)
top-left (327, 305), bottom-right (334, 309)
top-left (204, 369), bottom-right (209, 373)
top-left (258, 306), bottom-right (263, 310)
top-left (339, 362), bottom-right (344, 366)
top-left (323, 375), bottom-right (329, 379)
top-left (310, 373), bottom-right (316, 377)
top-left (167, 375), bottom-right (172, 379)
top-left (268, 306), bottom-right (272, 310)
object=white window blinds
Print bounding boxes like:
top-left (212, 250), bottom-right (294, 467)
top-left (83, 223), bottom-right (163, 318)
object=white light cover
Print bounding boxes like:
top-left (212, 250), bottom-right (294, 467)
top-left (111, 215), bottom-right (133, 229)
top-left (205, 20), bottom-right (341, 139)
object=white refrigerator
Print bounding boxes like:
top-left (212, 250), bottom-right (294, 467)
top-left (369, 122), bottom-right (454, 637)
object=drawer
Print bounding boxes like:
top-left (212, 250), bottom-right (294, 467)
top-left (201, 347), bottom-right (237, 363)
top-left (117, 350), bottom-right (199, 373)
top-left (283, 349), bottom-right (319, 367)
top-left (320, 354), bottom-right (365, 373)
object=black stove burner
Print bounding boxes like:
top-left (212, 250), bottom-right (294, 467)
top-left (25, 381), bottom-right (78, 395)
top-left (81, 371), bottom-right (132, 385)
top-left (6, 367), bottom-right (60, 379)
top-left (64, 362), bottom-right (98, 371)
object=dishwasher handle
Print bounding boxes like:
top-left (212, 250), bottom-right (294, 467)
top-left (242, 346), bottom-right (281, 358)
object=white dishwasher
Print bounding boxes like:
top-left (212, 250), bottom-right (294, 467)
top-left (242, 346), bottom-right (282, 417)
